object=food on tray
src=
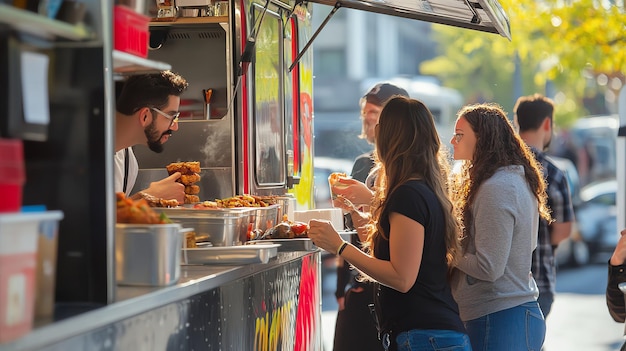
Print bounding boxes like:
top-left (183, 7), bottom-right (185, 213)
top-left (166, 161), bottom-right (202, 204)
top-left (185, 194), bottom-right (200, 204)
top-left (262, 220), bottom-right (309, 239)
top-left (193, 194), bottom-right (277, 208)
top-left (116, 192), bottom-right (172, 224)
top-left (194, 200), bottom-right (219, 209)
top-left (140, 192), bottom-right (179, 208)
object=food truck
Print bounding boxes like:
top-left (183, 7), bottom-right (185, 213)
top-left (0, 0), bottom-right (510, 349)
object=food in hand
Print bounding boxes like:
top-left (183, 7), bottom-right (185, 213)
top-left (140, 192), bottom-right (179, 208)
top-left (166, 161), bottom-right (201, 175)
top-left (185, 185), bottom-right (200, 195)
top-left (179, 174), bottom-right (201, 186)
top-left (328, 172), bottom-right (347, 199)
top-left (166, 161), bottom-right (201, 203)
top-left (328, 172), bottom-right (347, 186)
top-left (116, 192), bottom-right (172, 224)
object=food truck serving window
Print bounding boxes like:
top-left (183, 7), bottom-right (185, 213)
top-left (253, 7), bottom-right (286, 186)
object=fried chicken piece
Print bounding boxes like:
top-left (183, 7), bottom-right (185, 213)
top-left (116, 192), bottom-right (166, 223)
top-left (179, 173), bottom-right (201, 185)
top-left (139, 192), bottom-right (179, 207)
top-left (185, 194), bottom-right (200, 204)
top-left (185, 185), bottom-right (200, 195)
top-left (166, 161), bottom-right (201, 175)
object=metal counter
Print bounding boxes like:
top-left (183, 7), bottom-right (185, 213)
top-left (1, 250), bottom-right (322, 351)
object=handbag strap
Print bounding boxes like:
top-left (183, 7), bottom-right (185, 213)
top-left (122, 148), bottom-right (129, 194)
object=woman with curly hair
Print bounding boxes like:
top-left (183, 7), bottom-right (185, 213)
top-left (449, 103), bottom-right (552, 351)
top-left (309, 96), bottom-right (470, 351)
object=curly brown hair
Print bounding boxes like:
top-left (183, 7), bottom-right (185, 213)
top-left (451, 103), bottom-right (552, 243)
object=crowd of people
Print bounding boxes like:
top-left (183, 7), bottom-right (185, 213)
top-left (115, 72), bottom-right (626, 350)
top-left (308, 83), bottom-right (605, 351)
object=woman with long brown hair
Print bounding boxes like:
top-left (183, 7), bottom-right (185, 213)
top-left (449, 103), bottom-right (551, 351)
top-left (309, 96), bottom-right (470, 351)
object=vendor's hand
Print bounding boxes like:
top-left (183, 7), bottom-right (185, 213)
top-left (610, 229), bottom-right (626, 265)
top-left (308, 219), bottom-right (343, 254)
top-left (331, 178), bottom-right (373, 206)
top-left (144, 172), bottom-right (185, 203)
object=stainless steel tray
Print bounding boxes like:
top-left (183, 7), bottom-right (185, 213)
top-left (181, 243), bottom-right (280, 265)
top-left (247, 238), bottom-right (316, 251)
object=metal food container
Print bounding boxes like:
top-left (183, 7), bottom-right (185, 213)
top-left (115, 223), bottom-right (183, 286)
top-left (250, 205), bottom-right (279, 234)
top-left (182, 243), bottom-right (280, 265)
top-left (274, 196), bottom-right (296, 222)
top-left (154, 207), bottom-right (252, 246)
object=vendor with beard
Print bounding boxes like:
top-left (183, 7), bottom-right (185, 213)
top-left (114, 71), bottom-right (189, 204)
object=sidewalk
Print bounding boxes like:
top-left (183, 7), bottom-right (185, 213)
top-left (320, 294), bottom-right (626, 351)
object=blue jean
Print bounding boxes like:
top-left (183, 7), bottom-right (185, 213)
top-left (391, 329), bottom-right (472, 351)
top-left (463, 301), bottom-right (545, 351)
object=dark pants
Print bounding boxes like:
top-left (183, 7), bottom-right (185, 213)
top-left (333, 283), bottom-right (383, 351)
top-left (537, 290), bottom-right (554, 318)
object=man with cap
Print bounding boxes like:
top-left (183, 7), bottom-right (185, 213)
top-left (332, 82), bottom-right (409, 351)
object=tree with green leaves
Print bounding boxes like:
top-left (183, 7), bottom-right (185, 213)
top-left (421, 0), bottom-right (625, 127)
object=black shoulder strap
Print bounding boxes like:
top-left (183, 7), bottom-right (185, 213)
top-left (123, 148), bottom-right (129, 194)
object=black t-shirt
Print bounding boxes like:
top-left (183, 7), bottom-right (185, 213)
top-left (374, 180), bottom-right (465, 334)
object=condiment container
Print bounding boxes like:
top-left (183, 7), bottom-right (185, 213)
top-left (0, 210), bottom-right (63, 343)
top-left (115, 223), bottom-right (183, 286)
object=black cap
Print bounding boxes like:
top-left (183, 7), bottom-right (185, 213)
top-left (362, 83), bottom-right (409, 106)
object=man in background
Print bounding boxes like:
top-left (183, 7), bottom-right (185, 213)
top-left (333, 82), bottom-right (409, 351)
top-left (115, 70), bottom-right (188, 203)
top-left (514, 94), bottom-right (575, 318)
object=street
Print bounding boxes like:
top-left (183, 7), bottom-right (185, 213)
top-left (320, 258), bottom-right (626, 351)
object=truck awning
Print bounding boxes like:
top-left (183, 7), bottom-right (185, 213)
top-left (305, 0), bottom-right (510, 40)
top-left (288, 0), bottom-right (510, 71)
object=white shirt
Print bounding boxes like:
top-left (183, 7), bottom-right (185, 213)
top-left (114, 148), bottom-right (138, 197)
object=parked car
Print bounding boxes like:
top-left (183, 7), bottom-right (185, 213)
top-left (550, 156), bottom-right (590, 267)
top-left (558, 179), bottom-right (618, 266)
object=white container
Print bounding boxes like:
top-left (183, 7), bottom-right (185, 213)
top-left (0, 211), bottom-right (63, 343)
top-left (294, 208), bottom-right (344, 230)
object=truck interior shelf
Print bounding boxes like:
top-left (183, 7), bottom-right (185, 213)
top-left (0, 4), bottom-right (93, 41)
top-left (113, 50), bottom-right (172, 74)
top-left (149, 16), bottom-right (229, 26)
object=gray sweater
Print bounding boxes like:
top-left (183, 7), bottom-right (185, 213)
top-left (451, 165), bottom-right (540, 321)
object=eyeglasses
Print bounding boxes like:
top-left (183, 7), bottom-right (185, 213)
top-left (151, 107), bottom-right (180, 128)
top-left (452, 133), bottom-right (464, 143)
